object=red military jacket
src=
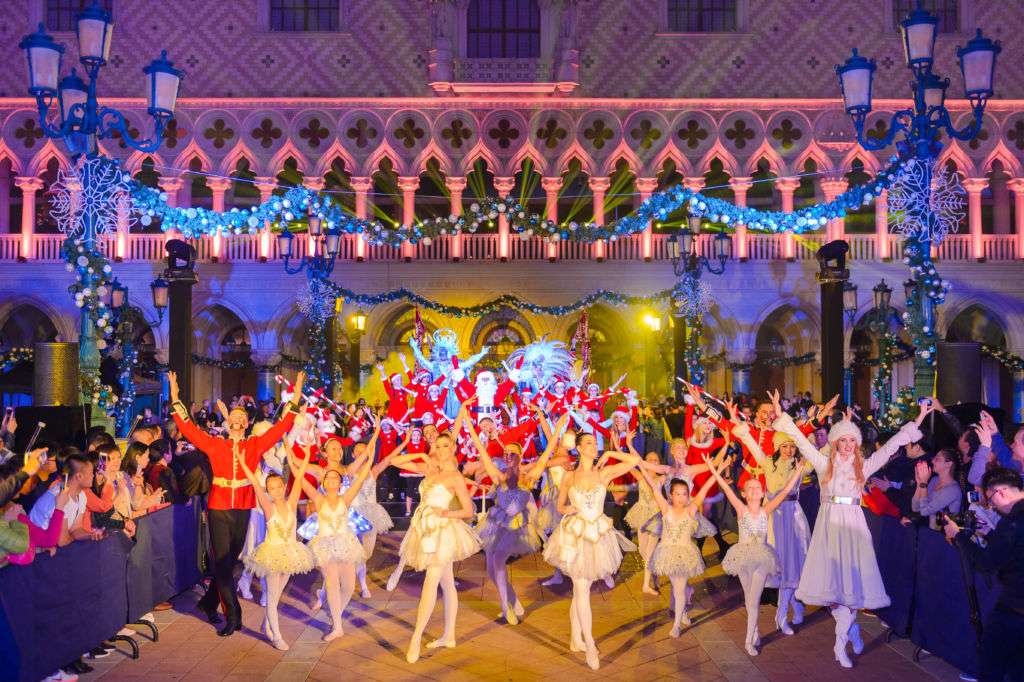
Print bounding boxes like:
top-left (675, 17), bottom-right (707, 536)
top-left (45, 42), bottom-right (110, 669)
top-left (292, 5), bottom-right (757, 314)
top-left (171, 401), bottom-right (298, 510)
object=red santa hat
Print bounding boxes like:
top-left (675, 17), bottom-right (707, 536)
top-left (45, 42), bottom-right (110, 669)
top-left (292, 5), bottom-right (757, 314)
top-left (612, 406), bottom-right (630, 419)
top-left (389, 373), bottom-right (403, 384)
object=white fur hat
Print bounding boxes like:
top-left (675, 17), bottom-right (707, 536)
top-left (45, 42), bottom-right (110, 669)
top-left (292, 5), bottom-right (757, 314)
top-left (828, 419), bottom-right (862, 445)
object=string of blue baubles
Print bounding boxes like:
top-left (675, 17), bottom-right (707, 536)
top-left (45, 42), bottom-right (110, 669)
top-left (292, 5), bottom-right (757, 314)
top-left (128, 156), bottom-right (908, 248)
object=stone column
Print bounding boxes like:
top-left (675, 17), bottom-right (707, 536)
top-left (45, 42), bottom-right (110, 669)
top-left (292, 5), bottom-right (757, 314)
top-left (963, 177), bottom-right (989, 261)
top-left (254, 177), bottom-right (277, 261)
top-left (542, 176), bottom-right (562, 261)
top-left (14, 176), bottom-right (43, 261)
top-left (635, 177), bottom-right (658, 261)
top-left (157, 176), bottom-right (185, 243)
top-left (588, 176), bottom-right (610, 261)
top-left (875, 189), bottom-right (890, 259)
top-left (351, 176), bottom-right (372, 262)
top-left (729, 176), bottom-right (753, 260)
top-left (776, 177), bottom-right (801, 260)
top-left (445, 176), bottom-right (466, 261)
top-left (115, 193), bottom-right (131, 261)
top-left (494, 176), bottom-right (516, 262)
top-left (252, 350), bottom-right (280, 403)
top-left (207, 177), bottom-right (232, 262)
top-left (303, 177), bottom-right (326, 257)
top-left (819, 178), bottom-right (848, 243)
top-left (1007, 178), bottom-right (1024, 261)
top-left (397, 175), bottom-right (419, 261)
top-left (991, 172), bottom-right (1010, 234)
top-left (728, 350), bottom-right (757, 397)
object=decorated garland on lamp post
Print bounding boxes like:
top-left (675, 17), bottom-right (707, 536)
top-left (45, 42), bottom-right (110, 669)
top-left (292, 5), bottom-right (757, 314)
top-left (879, 386), bottom-right (920, 432)
top-left (61, 237), bottom-right (116, 346)
top-left (981, 345), bottom-right (1024, 372)
top-left (684, 317), bottom-right (706, 387)
top-left (127, 156), bottom-right (910, 244)
top-left (871, 330), bottom-right (898, 415)
top-left (80, 371), bottom-right (118, 415)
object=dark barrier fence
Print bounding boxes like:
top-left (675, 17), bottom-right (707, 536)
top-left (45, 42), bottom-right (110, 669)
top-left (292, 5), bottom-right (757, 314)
top-left (0, 500), bottom-right (204, 682)
top-left (866, 511), bottom-right (1002, 677)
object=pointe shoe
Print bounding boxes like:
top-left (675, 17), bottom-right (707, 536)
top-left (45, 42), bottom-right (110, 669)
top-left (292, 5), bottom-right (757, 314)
top-left (513, 600), bottom-right (525, 618)
top-left (641, 584), bottom-right (659, 596)
top-left (791, 599), bottom-right (805, 625)
top-left (360, 585), bottom-right (372, 599)
top-left (541, 573), bottom-right (563, 587)
top-left (426, 637), bottom-right (456, 650)
top-left (570, 637), bottom-right (586, 653)
top-left (386, 570), bottom-right (402, 592)
top-left (834, 639), bottom-right (853, 668)
top-left (745, 640), bottom-right (759, 657)
top-left (585, 645), bottom-right (600, 671)
top-left (271, 636), bottom-right (289, 651)
top-left (776, 612), bottom-right (794, 636)
top-left (669, 625), bottom-right (682, 638)
top-left (505, 610), bottom-right (519, 625)
top-left (848, 623), bottom-right (864, 655)
top-left (322, 627), bottom-right (344, 642)
top-left (680, 612), bottom-right (692, 627)
top-left (603, 575), bottom-right (615, 589)
top-left (406, 639), bottom-right (421, 664)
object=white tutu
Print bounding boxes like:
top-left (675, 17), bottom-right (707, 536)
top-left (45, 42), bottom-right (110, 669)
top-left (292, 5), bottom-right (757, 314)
top-left (650, 513), bottom-right (704, 579)
top-left (400, 483), bottom-right (482, 571)
top-left (477, 487), bottom-right (543, 558)
top-left (310, 532), bottom-right (366, 566)
top-left (349, 474), bottom-right (394, 534)
top-left (721, 511), bottom-right (779, 578)
top-left (542, 484), bottom-right (635, 581)
top-left (536, 466), bottom-right (567, 536)
top-left (245, 538), bottom-right (316, 578)
top-left (238, 507), bottom-right (264, 563)
top-left (624, 492), bottom-right (659, 533)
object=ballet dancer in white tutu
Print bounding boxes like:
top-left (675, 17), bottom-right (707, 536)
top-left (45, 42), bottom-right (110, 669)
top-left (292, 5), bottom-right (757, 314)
top-left (235, 445), bottom-right (316, 650)
top-left (542, 432), bottom-right (639, 670)
top-left (703, 444), bottom-right (803, 657)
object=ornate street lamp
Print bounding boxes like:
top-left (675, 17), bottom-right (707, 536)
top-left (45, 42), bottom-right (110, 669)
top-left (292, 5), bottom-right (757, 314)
top-left (835, 2), bottom-right (998, 397)
top-left (20, 4), bottom-right (181, 419)
top-left (668, 217), bottom-right (731, 397)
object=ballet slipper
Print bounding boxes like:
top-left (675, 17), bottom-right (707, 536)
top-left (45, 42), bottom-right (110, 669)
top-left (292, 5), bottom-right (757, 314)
top-left (322, 627), bottom-right (344, 642)
top-left (641, 584), bottom-right (659, 596)
top-left (360, 585), bottom-right (372, 599)
top-left (679, 611), bottom-right (691, 627)
top-left (271, 636), bottom-right (289, 652)
top-left (585, 645), bottom-right (600, 671)
top-left (406, 639), bottom-right (421, 664)
top-left (745, 640), bottom-right (759, 657)
top-left (848, 622), bottom-right (864, 655)
top-left (669, 625), bottom-right (682, 638)
top-left (569, 636), bottom-right (586, 652)
top-left (512, 599), bottom-right (524, 617)
top-left (426, 637), bottom-right (456, 649)
top-left (505, 610), bottom-right (519, 625)
top-left (603, 575), bottom-right (615, 589)
top-left (386, 569), bottom-right (402, 592)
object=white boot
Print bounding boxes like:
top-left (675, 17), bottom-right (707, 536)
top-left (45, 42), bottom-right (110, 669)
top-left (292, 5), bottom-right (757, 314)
top-left (791, 597), bottom-right (805, 625)
top-left (832, 606), bottom-right (854, 668)
top-left (848, 621), bottom-right (864, 655)
top-left (776, 588), bottom-right (794, 635)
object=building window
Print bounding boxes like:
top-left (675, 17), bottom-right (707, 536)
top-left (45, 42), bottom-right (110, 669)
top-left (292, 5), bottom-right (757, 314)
top-left (269, 0), bottom-right (340, 32)
top-left (893, 0), bottom-right (958, 33)
top-left (666, 0), bottom-right (737, 33)
top-left (46, 0), bottom-right (113, 32)
top-left (467, 0), bottom-right (541, 59)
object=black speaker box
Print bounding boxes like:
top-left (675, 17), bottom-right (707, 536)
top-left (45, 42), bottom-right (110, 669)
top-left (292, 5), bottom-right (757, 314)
top-left (11, 405), bottom-right (92, 453)
top-left (937, 342), bottom-right (982, 406)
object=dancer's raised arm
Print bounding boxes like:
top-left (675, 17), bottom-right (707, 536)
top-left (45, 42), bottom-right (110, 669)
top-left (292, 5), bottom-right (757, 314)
top-left (702, 453), bottom-right (745, 516)
top-left (523, 413), bottom-right (571, 485)
top-left (466, 419), bottom-right (504, 487)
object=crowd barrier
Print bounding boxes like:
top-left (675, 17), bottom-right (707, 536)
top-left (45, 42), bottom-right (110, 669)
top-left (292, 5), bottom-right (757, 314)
top-left (866, 511), bottom-right (1002, 677)
top-left (0, 500), bottom-right (204, 682)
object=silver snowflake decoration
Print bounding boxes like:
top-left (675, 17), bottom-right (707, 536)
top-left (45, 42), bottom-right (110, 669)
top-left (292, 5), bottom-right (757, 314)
top-left (49, 156), bottom-right (135, 241)
top-left (887, 158), bottom-right (965, 245)
top-left (296, 277), bottom-right (335, 324)
top-left (672, 272), bottom-right (712, 320)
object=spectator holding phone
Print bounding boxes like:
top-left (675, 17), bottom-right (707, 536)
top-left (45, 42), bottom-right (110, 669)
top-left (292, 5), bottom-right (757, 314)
top-left (57, 451), bottom-right (103, 547)
top-left (910, 449), bottom-right (962, 529)
top-left (969, 411), bottom-right (1020, 487)
top-left (944, 467), bottom-right (1024, 682)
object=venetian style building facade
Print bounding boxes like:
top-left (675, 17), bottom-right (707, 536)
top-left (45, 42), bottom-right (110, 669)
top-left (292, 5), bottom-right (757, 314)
top-left (0, 0), bottom-right (1022, 417)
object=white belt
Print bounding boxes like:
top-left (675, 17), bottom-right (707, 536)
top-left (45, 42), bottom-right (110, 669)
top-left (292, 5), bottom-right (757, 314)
top-left (827, 495), bottom-right (860, 505)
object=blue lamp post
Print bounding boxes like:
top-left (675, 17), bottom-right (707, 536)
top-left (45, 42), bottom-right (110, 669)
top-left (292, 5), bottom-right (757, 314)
top-left (108, 277), bottom-right (168, 435)
top-left (278, 216), bottom-right (344, 394)
top-left (19, 3), bottom-right (181, 418)
top-left (835, 3), bottom-right (999, 397)
top-left (667, 216), bottom-right (732, 396)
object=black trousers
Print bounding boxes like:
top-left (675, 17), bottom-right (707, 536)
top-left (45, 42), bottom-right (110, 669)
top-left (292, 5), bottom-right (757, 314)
top-left (197, 508), bottom-right (251, 625)
top-left (979, 606), bottom-right (1024, 682)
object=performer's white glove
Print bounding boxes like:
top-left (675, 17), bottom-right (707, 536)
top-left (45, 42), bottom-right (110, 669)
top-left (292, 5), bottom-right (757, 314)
top-left (450, 368), bottom-right (466, 384)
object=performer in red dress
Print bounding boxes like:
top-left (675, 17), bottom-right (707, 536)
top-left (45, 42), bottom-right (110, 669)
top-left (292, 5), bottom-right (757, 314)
top-left (168, 370), bottom-right (305, 636)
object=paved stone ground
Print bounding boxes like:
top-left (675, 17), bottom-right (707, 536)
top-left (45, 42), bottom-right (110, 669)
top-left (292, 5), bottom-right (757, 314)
top-left (81, 533), bottom-right (966, 682)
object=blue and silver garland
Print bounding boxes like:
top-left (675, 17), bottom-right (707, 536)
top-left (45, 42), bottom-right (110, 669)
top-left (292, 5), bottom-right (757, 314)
top-left (128, 157), bottom-right (911, 246)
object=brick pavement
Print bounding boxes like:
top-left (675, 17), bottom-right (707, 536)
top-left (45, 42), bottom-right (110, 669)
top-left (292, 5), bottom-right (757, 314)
top-left (80, 534), bottom-right (965, 682)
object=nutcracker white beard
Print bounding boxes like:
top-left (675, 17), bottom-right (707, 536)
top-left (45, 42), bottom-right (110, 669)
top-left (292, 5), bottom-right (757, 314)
top-left (475, 371), bottom-right (498, 407)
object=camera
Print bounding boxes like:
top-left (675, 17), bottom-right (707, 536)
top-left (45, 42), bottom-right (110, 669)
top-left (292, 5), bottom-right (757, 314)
top-left (967, 490), bottom-right (981, 505)
top-left (940, 509), bottom-right (978, 534)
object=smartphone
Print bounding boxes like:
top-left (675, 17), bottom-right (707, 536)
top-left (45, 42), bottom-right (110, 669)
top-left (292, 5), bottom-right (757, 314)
top-left (918, 397), bottom-right (932, 407)
top-left (967, 490), bottom-right (981, 504)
